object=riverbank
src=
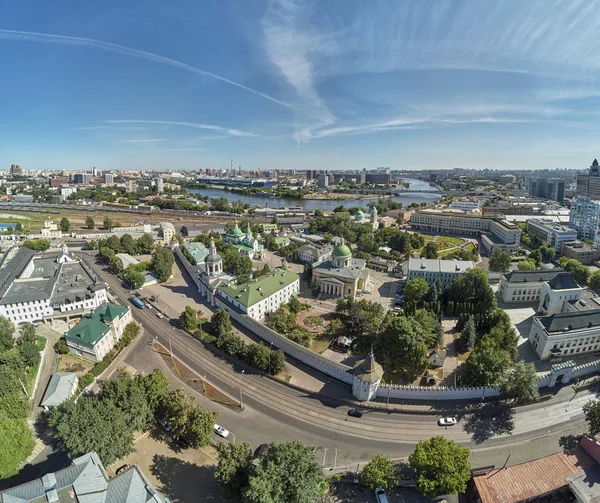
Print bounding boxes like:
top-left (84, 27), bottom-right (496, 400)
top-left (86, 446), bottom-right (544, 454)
top-left (303, 192), bottom-right (393, 200)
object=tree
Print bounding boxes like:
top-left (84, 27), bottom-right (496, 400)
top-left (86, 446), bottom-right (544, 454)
top-left (288, 296), bottom-right (304, 315)
top-left (539, 245), bottom-right (556, 262)
top-left (180, 306), bottom-right (199, 332)
top-left (86, 216), bottom-right (95, 229)
top-left (124, 266), bottom-right (145, 289)
top-left (215, 442), bottom-right (253, 500)
top-left (245, 344), bottom-right (271, 372)
top-left (422, 242), bottom-right (438, 260)
top-left (103, 216), bottom-right (115, 230)
top-left (409, 436), bottom-right (471, 498)
top-left (518, 259), bottom-right (537, 270)
top-left (445, 268), bottom-right (496, 315)
top-left (584, 400), bottom-right (600, 434)
top-left (377, 316), bottom-right (429, 381)
top-left (109, 256), bottom-right (124, 275)
top-left (500, 361), bottom-right (539, 403)
top-left (138, 369), bottom-right (170, 411)
top-left (137, 233), bottom-right (155, 254)
top-left (0, 417), bottom-right (35, 479)
top-left (462, 341), bottom-right (512, 387)
top-left (460, 315), bottom-right (477, 351)
top-left (243, 441), bottom-right (325, 503)
top-left (17, 323), bottom-right (36, 346)
top-left (20, 341), bottom-right (40, 368)
top-left (120, 234), bottom-right (137, 254)
top-left (216, 331), bottom-right (247, 359)
top-left (361, 454), bottom-right (400, 490)
top-left (590, 271), bottom-right (600, 292)
top-left (0, 392), bottom-right (29, 419)
top-left (49, 397), bottom-right (135, 465)
top-left (150, 246), bottom-right (174, 282)
top-left (560, 257), bottom-right (590, 285)
top-left (489, 249), bottom-right (511, 273)
top-left (14, 222), bottom-right (23, 232)
top-left (211, 309), bottom-right (232, 336)
top-left (56, 339), bottom-right (69, 354)
top-left (0, 317), bottom-right (14, 352)
top-left (404, 277), bottom-right (429, 308)
top-left (23, 239), bottom-right (50, 251)
top-left (60, 217), bottom-right (70, 232)
top-left (101, 372), bottom-right (155, 432)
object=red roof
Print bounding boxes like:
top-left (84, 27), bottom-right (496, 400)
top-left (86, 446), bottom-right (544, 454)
top-left (474, 447), bottom-right (596, 503)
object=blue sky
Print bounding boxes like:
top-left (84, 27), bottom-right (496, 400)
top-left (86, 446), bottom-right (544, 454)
top-left (3, 0), bottom-right (600, 171)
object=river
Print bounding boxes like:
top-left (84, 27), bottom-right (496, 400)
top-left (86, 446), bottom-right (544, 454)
top-left (188, 178), bottom-right (441, 211)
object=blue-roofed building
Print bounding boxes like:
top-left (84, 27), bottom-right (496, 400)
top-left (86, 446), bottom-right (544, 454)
top-left (0, 452), bottom-right (168, 503)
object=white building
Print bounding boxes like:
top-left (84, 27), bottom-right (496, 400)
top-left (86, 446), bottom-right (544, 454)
top-left (407, 258), bottom-right (474, 287)
top-left (40, 220), bottom-right (62, 240)
top-left (216, 269), bottom-right (300, 320)
top-left (159, 222), bottom-right (176, 245)
top-left (537, 272), bottom-right (583, 316)
top-left (498, 269), bottom-right (573, 304)
top-left (0, 246), bottom-right (108, 325)
top-left (527, 219), bottom-right (578, 251)
top-left (569, 197), bottom-right (600, 241)
top-left (155, 176), bottom-right (164, 192)
top-left (449, 200), bottom-right (482, 212)
top-left (40, 372), bottom-right (78, 410)
top-left (64, 303), bottom-right (133, 362)
top-left (298, 244), bottom-right (333, 263)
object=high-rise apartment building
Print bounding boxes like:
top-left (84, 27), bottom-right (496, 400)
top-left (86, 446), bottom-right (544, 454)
top-left (155, 176), bottom-right (164, 192)
top-left (73, 173), bottom-right (93, 184)
top-left (526, 176), bottom-right (565, 203)
top-left (91, 166), bottom-right (98, 176)
top-left (569, 197), bottom-right (600, 241)
top-left (103, 173), bottom-right (114, 184)
top-left (576, 159), bottom-right (600, 200)
top-left (10, 164), bottom-right (22, 176)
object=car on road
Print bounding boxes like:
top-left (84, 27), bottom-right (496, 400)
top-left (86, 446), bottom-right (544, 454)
top-left (254, 443), bottom-right (270, 457)
top-left (214, 424), bottom-right (230, 438)
top-left (375, 488), bottom-right (389, 503)
top-left (158, 417), bottom-right (172, 432)
top-left (438, 417), bottom-right (457, 426)
top-left (347, 408), bottom-right (363, 418)
top-left (156, 312), bottom-right (164, 319)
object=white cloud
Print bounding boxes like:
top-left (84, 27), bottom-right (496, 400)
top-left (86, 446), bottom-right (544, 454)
top-left (0, 29), bottom-right (296, 110)
top-left (103, 120), bottom-right (258, 137)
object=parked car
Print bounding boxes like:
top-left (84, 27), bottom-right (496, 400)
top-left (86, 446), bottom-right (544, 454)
top-left (156, 312), bottom-right (164, 319)
top-left (158, 417), bottom-right (172, 432)
top-left (438, 417), bottom-right (457, 426)
top-left (214, 424), bottom-right (230, 438)
top-left (347, 408), bottom-right (364, 418)
top-left (115, 464), bottom-right (130, 475)
top-left (254, 443), bottom-right (270, 457)
top-left (375, 488), bottom-right (390, 503)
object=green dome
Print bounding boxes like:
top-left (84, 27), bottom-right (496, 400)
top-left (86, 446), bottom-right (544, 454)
top-left (333, 243), bottom-right (352, 260)
top-left (355, 210), bottom-right (364, 217)
top-left (229, 224), bottom-right (245, 237)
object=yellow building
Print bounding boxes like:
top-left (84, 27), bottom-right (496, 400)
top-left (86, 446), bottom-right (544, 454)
top-left (312, 239), bottom-right (371, 298)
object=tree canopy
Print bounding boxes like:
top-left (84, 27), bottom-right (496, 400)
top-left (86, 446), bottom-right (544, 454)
top-left (409, 436), bottom-right (471, 498)
top-left (211, 309), bottom-right (233, 336)
top-left (583, 400), bottom-right (600, 434)
top-left (180, 306), bottom-right (199, 332)
top-left (500, 361), bottom-right (539, 403)
top-left (422, 241), bottom-right (438, 259)
top-left (518, 259), bottom-right (537, 271)
top-left (462, 340), bottom-right (512, 387)
top-left (86, 216), bottom-right (95, 229)
top-left (60, 217), bottom-right (70, 232)
top-left (0, 417), bottom-right (36, 479)
top-left (403, 278), bottom-right (430, 309)
top-left (488, 249), bottom-right (511, 273)
top-left (361, 454), bottom-right (400, 490)
top-left (150, 246), bottom-right (175, 282)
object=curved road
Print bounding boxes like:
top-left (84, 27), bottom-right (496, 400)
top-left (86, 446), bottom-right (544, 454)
top-left (78, 253), bottom-right (595, 469)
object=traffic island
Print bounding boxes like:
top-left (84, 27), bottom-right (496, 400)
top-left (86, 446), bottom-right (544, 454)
top-left (156, 343), bottom-right (242, 410)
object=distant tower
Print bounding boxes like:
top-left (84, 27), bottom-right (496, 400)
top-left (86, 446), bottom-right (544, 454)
top-left (91, 166), bottom-right (98, 177)
top-left (205, 237), bottom-right (223, 276)
top-left (371, 207), bottom-right (379, 230)
top-left (351, 351), bottom-right (384, 401)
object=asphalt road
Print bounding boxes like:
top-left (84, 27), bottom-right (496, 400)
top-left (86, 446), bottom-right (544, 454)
top-left (76, 252), bottom-right (596, 470)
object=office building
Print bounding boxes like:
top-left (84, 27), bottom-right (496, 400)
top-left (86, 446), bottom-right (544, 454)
top-left (560, 241), bottom-right (600, 265)
top-left (155, 176), bottom-right (164, 192)
top-left (365, 172), bottom-right (392, 184)
top-left (407, 258), bottom-right (475, 288)
top-left (102, 173), bottom-right (114, 184)
top-left (527, 219), bottom-right (578, 251)
top-left (410, 211), bottom-right (521, 253)
top-left (73, 173), bottom-right (93, 184)
top-left (448, 200), bottom-right (482, 212)
top-left (91, 166), bottom-right (98, 176)
top-left (49, 177), bottom-right (69, 187)
top-left (577, 159), bottom-right (600, 199)
top-left (498, 268), bottom-right (573, 305)
top-left (526, 176), bottom-right (565, 203)
top-left (0, 452), bottom-right (167, 503)
top-left (498, 174), bottom-right (517, 184)
top-left (0, 246), bottom-right (108, 326)
top-left (216, 269), bottom-right (300, 320)
top-left (317, 174), bottom-right (329, 188)
top-left (569, 197), bottom-right (600, 241)
top-left (10, 164), bottom-right (22, 176)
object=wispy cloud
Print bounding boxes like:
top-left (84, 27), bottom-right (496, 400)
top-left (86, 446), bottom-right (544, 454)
top-left (152, 148), bottom-right (205, 152)
top-left (0, 29), bottom-right (296, 110)
top-left (117, 138), bottom-right (168, 143)
top-left (103, 120), bottom-right (258, 137)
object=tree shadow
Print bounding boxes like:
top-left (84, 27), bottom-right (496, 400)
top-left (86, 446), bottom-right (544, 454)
top-left (150, 454), bottom-right (223, 502)
top-left (462, 404), bottom-right (515, 444)
top-left (33, 412), bottom-right (60, 451)
top-left (559, 434), bottom-right (583, 451)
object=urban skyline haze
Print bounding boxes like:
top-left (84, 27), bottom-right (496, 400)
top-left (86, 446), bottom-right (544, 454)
top-left (2, 1), bottom-right (600, 171)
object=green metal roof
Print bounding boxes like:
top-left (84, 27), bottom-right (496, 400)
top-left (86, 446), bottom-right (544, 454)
top-left (227, 224), bottom-right (245, 237)
top-left (233, 244), bottom-right (254, 253)
top-left (218, 269), bottom-right (300, 308)
top-left (65, 303), bottom-right (128, 346)
top-left (332, 244), bottom-right (352, 259)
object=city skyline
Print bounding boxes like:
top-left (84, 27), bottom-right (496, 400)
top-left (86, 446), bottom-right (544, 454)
top-left (3, 1), bottom-right (600, 171)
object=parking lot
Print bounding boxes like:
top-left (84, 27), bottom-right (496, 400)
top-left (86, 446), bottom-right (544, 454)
top-left (328, 482), bottom-right (430, 503)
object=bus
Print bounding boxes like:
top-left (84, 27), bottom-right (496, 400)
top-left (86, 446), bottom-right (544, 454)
top-left (129, 295), bottom-right (145, 309)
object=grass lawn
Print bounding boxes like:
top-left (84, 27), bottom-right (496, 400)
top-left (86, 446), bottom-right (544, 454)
top-left (437, 236), bottom-right (464, 245)
top-left (310, 333), bottom-right (335, 354)
top-left (25, 336), bottom-right (47, 395)
top-left (438, 242), bottom-right (476, 258)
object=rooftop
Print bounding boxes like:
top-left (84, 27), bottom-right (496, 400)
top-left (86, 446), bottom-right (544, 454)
top-left (313, 257), bottom-right (367, 281)
top-left (0, 451), bottom-right (167, 503)
top-left (537, 308), bottom-right (600, 334)
top-left (218, 269), bottom-right (299, 308)
top-left (408, 257), bottom-right (475, 273)
top-left (184, 242), bottom-right (210, 264)
top-left (473, 447), bottom-right (596, 503)
top-left (503, 268), bottom-right (567, 284)
top-left (64, 303), bottom-right (129, 346)
top-left (569, 289), bottom-right (600, 312)
top-left (40, 373), bottom-right (77, 408)
top-left (548, 272), bottom-right (581, 290)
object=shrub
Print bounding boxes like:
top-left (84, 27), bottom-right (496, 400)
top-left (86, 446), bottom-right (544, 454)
top-left (56, 339), bottom-right (69, 354)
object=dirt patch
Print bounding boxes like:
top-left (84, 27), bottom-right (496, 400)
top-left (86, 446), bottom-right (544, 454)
top-left (156, 343), bottom-right (241, 410)
top-left (57, 354), bottom-right (94, 376)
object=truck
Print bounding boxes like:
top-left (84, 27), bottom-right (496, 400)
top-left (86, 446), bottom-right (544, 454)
top-left (129, 295), bottom-right (145, 309)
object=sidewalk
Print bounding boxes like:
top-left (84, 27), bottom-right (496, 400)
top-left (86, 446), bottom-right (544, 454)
top-left (29, 324), bottom-right (62, 421)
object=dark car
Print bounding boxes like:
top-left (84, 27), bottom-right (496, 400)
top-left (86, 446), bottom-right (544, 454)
top-left (348, 408), bottom-right (363, 418)
top-left (176, 436), bottom-right (191, 449)
top-left (115, 464), bottom-right (130, 475)
top-left (254, 443), bottom-right (270, 457)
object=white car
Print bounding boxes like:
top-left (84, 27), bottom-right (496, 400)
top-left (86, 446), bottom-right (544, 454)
top-left (156, 312), bottom-right (164, 319)
top-left (438, 417), bottom-right (458, 426)
top-left (214, 424), bottom-right (230, 438)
